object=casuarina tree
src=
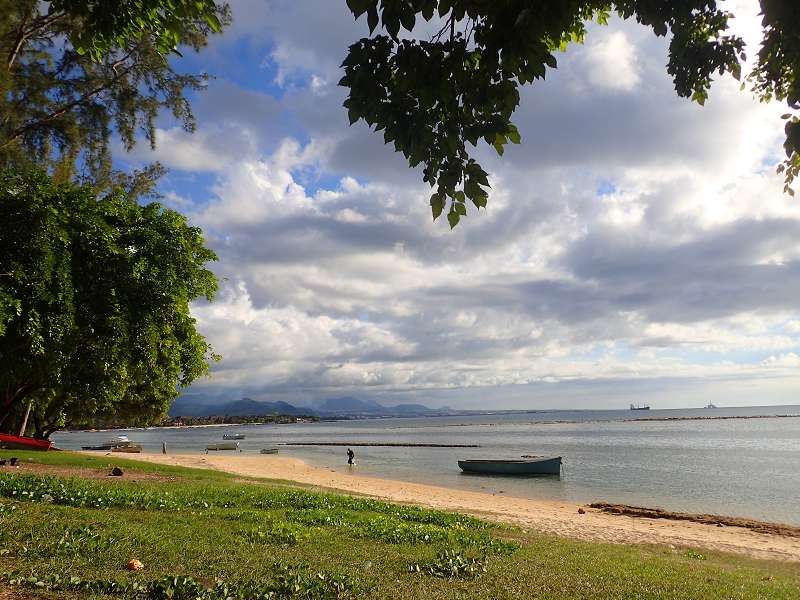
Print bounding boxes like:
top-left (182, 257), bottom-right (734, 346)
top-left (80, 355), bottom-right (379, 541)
top-left (0, 0), bottom-right (228, 198)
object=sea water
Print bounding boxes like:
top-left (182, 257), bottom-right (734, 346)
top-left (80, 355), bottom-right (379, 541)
top-left (52, 405), bottom-right (800, 525)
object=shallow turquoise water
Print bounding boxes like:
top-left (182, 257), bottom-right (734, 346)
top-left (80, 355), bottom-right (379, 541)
top-left (52, 405), bottom-right (800, 524)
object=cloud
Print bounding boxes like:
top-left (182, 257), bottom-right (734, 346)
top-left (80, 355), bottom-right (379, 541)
top-left (191, 280), bottom-right (417, 390)
top-left (124, 7), bottom-right (800, 407)
top-left (180, 129), bottom-right (800, 404)
top-left (761, 353), bottom-right (800, 368)
top-left (582, 31), bottom-right (641, 92)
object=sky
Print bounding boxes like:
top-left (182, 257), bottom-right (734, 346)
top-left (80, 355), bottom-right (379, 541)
top-left (120, 1), bottom-right (800, 410)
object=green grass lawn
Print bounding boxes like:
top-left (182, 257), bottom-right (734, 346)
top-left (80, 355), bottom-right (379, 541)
top-left (0, 450), bottom-right (798, 599)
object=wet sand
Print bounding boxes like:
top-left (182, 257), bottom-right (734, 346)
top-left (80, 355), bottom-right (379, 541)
top-left (124, 452), bottom-right (800, 563)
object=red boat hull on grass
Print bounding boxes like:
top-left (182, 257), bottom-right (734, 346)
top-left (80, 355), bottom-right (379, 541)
top-left (0, 433), bottom-right (52, 451)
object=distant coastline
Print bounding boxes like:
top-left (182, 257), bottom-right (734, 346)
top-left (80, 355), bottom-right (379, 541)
top-left (159, 414), bottom-right (319, 427)
top-left (65, 414), bottom-right (319, 433)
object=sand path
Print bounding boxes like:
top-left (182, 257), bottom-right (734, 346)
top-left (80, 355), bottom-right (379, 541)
top-left (125, 453), bottom-right (800, 563)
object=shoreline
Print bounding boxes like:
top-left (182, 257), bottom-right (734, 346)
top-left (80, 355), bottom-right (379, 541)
top-left (120, 452), bottom-right (800, 563)
top-left (60, 421), bottom-right (304, 433)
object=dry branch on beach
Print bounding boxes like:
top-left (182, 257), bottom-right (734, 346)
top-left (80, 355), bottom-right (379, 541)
top-left (589, 503), bottom-right (800, 538)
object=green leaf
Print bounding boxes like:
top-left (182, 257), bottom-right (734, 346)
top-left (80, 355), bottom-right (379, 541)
top-left (471, 194), bottom-right (487, 209)
top-left (474, 170), bottom-right (490, 187)
top-left (430, 193), bottom-right (445, 220)
top-left (447, 210), bottom-right (460, 229)
top-left (438, 0), bottom-right (454, 18)
top-left (386, 15), bottom-right (401, 39)
top-left (367, 7), bottom-right (379, 33)
top-left (205, 13), bottom-right (222, 32)
top-left (348, 108), bottom-right (359, 125)
top-left (346, 0), bottom-right (372, 18)
top-left (400, 10), bottom-right (415, 32)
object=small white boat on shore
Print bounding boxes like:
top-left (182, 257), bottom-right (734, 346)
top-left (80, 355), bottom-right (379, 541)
top-left (206, 442), bottom-right (240, 453)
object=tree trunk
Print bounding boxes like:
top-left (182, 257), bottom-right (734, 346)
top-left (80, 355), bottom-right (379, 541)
top-left (17, 401), bottom-right (32, 436)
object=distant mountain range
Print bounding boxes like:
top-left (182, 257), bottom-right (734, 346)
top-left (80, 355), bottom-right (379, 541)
top-left (168, 398), bottom-right (311, 417)
top-left (168, 395), bottom-right (450, 418)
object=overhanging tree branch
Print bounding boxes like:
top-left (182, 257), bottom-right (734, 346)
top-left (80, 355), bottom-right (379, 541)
top-left (1, 0), bottom-right (228, 194)
top-left (5, 7), bottom-right (31, 71)
top-left (341, 1), bottom-right (799, 227)
top-left (6, 10), bottom-right (68, 71)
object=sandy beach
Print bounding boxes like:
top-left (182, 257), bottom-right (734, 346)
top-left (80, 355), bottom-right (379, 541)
top-left (123, 452), bottom-right (800, 563)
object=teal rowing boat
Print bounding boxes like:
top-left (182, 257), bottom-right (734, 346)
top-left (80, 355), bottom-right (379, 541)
top-left (457, 456), bottom-right (562, 475)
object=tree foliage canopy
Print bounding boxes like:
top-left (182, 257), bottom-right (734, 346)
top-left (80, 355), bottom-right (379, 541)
top-left (0, 0), bottom-right (229, 198)
top-left (0, 170), bottom-right (218, 438)
top-left (340, 1), bottom-right (800, 227)
top-left (49, 0), bottom-right (223, 61)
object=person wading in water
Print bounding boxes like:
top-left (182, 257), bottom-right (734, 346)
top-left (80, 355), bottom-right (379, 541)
top-left (347, 448), bottom-right (355, 466)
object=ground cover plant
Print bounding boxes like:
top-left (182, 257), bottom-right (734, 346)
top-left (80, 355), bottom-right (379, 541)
top-left (0, 451), bottom-right (798, 599)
